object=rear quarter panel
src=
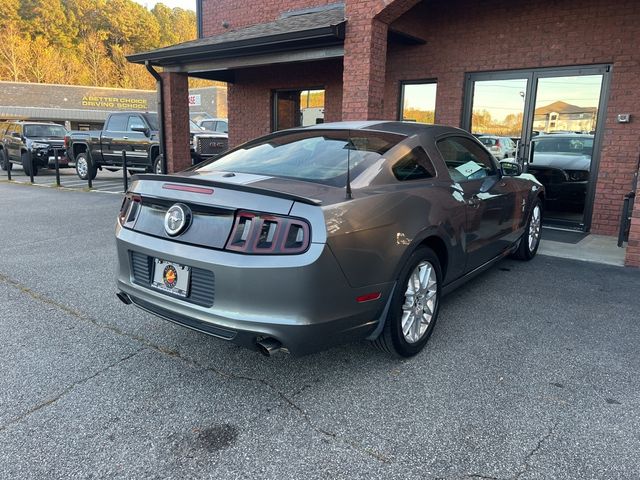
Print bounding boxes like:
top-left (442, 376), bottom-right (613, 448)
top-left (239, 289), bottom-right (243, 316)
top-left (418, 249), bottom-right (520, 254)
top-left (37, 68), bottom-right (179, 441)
top-left (325, 182), bottom-right (467, 288)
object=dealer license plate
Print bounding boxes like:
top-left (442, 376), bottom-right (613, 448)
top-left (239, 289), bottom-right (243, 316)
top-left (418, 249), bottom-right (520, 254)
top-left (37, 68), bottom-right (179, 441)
top-left (151, 259), bottom-right (191, 297)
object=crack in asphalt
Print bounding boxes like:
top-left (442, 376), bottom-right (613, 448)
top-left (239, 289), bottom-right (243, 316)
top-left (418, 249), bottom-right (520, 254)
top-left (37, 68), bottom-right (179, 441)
top-left (465, 421), bottom-right (558, 480)
top-left (0, 273), bottom-right (392, 465)
top-left (513, 422), bottom-right (557, 479)
top-left (0, 348), bottom-right (145, 433)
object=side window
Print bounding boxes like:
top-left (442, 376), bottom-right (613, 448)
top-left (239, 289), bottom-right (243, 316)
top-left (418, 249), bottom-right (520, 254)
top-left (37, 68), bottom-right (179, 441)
top-left (392, 147), bottom-right (436, 181)
top-left (216, 121), bottom-right (228, 133)
top-left (200, 120), bottom-right (214, 130)
top-left (127, 115), bottom-right (146, 132)
top-left (436, 136), bottom-right (497, 182)
top-left (400, 82), bottom-right (437, 123)
top-left (105, 114), bottom-right (127, 132)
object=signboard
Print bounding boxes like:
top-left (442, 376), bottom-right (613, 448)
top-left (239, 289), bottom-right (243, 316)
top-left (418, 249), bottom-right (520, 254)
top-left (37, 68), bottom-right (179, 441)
top-left (188, 94), bottom-right (201, 107)
top-left (81, 96), bottom-right (148, 110)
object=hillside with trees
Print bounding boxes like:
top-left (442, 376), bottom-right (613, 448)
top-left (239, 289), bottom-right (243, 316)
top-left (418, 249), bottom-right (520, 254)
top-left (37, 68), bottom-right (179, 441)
top-left (0, 0), bottom-right (197, 89)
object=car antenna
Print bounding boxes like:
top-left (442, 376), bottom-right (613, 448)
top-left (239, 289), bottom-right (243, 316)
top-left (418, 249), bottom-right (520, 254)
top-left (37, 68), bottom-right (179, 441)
top-left (345, 131), bottom-right (353, 200)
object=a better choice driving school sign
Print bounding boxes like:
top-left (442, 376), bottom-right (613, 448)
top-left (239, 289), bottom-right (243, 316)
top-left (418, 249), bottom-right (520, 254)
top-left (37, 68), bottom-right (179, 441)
top-left (81, 96), bottom-right (148, 110)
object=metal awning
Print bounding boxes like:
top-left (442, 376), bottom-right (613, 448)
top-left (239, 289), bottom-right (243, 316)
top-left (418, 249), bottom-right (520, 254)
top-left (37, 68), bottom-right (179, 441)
top-left (126, 5), bottom-right (346, 82)
top-left (0, 106), bottom-right (109, 123)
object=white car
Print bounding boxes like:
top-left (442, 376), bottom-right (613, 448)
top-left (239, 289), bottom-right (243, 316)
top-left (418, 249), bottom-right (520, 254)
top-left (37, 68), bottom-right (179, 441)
top-left (478, 135), bottom-right (517, 159)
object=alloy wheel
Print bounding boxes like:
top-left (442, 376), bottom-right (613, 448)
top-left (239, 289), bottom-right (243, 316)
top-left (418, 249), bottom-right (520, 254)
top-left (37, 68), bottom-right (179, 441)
top-left (401, 260), bottom-right (438, 344)
top-left (528, 204), bottom-right (541, 251)
top-left (77, 157), bottom-right (88, 178)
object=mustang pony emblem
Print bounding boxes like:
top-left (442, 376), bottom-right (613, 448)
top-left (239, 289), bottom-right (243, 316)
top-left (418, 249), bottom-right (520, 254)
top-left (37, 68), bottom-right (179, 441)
top-left (164, 203), bottom-right (191, 236)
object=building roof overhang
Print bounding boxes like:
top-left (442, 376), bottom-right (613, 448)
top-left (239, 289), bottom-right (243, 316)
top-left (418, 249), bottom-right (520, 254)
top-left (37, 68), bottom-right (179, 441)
top-left (127, 6), bottom-right (346, 81)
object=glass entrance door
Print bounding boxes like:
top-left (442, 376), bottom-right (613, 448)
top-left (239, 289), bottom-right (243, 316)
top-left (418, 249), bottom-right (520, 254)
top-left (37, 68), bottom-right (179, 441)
top-left (463, 66), bottom-right (610, 230)
top-left (527, 74), bottom-right (604, 228)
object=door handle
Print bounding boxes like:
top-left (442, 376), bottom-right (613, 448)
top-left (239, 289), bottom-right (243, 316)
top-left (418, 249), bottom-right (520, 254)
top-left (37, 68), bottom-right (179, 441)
top-left (122, 136), bottom-right (129, 140)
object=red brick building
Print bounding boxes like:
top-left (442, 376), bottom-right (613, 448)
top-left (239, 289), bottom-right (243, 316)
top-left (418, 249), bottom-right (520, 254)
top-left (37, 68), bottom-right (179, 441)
top-left (128, 0), bottom-right (640, 267)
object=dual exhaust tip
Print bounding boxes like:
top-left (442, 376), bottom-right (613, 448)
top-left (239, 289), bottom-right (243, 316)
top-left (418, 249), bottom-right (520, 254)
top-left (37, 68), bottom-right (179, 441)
top-left (256, 337), bottom-right (283, 357)
top-left (116, 291), bottom-right (284, 357)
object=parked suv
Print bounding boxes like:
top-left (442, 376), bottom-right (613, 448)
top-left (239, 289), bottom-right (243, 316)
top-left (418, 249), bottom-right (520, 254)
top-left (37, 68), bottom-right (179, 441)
top-left (0, 121), bottom-right (68, 175)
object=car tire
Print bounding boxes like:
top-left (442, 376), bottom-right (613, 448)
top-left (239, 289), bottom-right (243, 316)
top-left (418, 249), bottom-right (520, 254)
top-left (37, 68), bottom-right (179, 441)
top-left (151, 155), bottom-right (163, 175)
top-left (373, 246), bottom-right (442, 358)
top-left (75, 152), bottom-right (97, 181)
top-left (0, 149), bottom-right (9, 171)
top-left (22, 152), bottom-right (38, 176)
top-left (513, 199), bottom-right (542, 261)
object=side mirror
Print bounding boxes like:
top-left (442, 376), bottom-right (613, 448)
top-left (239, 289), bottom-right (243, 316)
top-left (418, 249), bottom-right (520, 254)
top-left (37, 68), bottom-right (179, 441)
top-left (500, 160), bottom-right (522, 176)
top-left (131, 126), bottom-right (149, 136)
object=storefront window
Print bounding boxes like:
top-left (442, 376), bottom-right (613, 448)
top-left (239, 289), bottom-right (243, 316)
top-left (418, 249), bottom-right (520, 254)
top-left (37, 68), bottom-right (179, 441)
top-left (400, 82), bottom-right (437, 124)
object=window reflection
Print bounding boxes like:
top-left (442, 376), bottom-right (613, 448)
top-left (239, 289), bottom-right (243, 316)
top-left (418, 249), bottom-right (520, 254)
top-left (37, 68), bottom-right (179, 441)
top-left (401, 82), bottom-right (437, 124)
top-left (471, 79), bottom-right (527, 137)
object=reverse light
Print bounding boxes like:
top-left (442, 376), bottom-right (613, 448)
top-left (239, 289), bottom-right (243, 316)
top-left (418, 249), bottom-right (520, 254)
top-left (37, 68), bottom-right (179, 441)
top-left (225, 211), bottom-right (310, 254)
top-left (118, 193), bottom-right (141, 228)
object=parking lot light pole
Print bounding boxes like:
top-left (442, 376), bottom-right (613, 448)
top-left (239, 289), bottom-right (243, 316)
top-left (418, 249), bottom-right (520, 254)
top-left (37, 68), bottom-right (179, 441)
top-left (122, 150), bottom-right (129, 192)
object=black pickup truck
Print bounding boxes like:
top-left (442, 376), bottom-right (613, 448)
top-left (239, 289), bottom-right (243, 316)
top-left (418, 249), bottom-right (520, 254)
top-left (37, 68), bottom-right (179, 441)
top-left (65, 111), bottom-right (227, 180)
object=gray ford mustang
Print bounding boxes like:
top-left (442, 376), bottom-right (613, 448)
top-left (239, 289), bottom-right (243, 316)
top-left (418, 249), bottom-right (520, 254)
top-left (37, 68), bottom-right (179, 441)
top-left (115, 121), bottom-right (544, 357)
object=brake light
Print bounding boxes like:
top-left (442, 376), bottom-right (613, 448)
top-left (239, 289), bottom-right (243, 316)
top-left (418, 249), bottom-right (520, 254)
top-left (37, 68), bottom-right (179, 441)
top-left (118, 193), bottom-right (141, 228)
top-left (225, 211), bottom-right (310, 254)
top-left (64, 135), bottom-right (69, 148)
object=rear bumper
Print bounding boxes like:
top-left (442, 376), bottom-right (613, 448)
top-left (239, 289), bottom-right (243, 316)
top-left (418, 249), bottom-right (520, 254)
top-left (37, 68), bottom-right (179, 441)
top-left (115, 226), bottom-right (392, 355)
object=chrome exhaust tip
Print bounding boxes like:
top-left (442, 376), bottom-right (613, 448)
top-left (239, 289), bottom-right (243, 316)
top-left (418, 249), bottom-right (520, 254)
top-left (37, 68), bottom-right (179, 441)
top-left (256, 337), bottom-right (282, 357)
top-left (116, 291), bottom-right (132, 305)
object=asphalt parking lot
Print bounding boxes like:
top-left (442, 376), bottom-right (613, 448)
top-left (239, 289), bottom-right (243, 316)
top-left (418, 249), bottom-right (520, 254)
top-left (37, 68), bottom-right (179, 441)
top-left (1, 181), bottom-right (639, 479)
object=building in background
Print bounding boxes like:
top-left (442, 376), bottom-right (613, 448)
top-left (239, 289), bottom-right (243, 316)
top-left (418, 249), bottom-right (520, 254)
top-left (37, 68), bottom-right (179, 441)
top-left (0, 81), bottom-right (227, 130)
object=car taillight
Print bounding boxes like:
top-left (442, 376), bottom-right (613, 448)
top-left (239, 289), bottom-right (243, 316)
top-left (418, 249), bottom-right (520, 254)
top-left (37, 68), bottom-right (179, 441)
top-left (225, 211), bottom-right (311, 254)
top-left (64, 136), bottom-right (69, 148)
top-left (118, 193), bottom-right (141, 228)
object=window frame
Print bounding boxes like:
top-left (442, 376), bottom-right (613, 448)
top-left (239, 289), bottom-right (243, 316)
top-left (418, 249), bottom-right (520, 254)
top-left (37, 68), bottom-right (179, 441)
top-left (398, 79), bottom-right (438, 123)
top-left (271, 87), bottom-right (325, 132)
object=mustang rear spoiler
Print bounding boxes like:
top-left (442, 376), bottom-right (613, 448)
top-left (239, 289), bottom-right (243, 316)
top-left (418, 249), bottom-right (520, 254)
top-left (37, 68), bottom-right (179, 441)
top-left (132, 174), bottom-right (323, 206)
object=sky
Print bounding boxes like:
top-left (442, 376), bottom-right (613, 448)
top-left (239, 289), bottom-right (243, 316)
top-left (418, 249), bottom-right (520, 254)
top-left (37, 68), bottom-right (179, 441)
top-left (133, 0), bottom-right (195, 11)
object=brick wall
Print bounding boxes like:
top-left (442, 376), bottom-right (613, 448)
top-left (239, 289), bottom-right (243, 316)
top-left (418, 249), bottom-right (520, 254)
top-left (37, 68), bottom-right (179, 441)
top-left (201, 0), bottom-right (334, 36)
top-left (384, 0), bottom-right (640, 238)
top-left (227, 59), bottom-right (343, 146)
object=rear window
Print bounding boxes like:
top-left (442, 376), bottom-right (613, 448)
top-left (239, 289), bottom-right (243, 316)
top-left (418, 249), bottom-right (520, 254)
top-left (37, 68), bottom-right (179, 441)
top-left (197, 129), bottom-right (404, 187)
top-left (23, 124), bottom-right (67, 138)
top-left (479, 137), bottom-right (497, 147)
